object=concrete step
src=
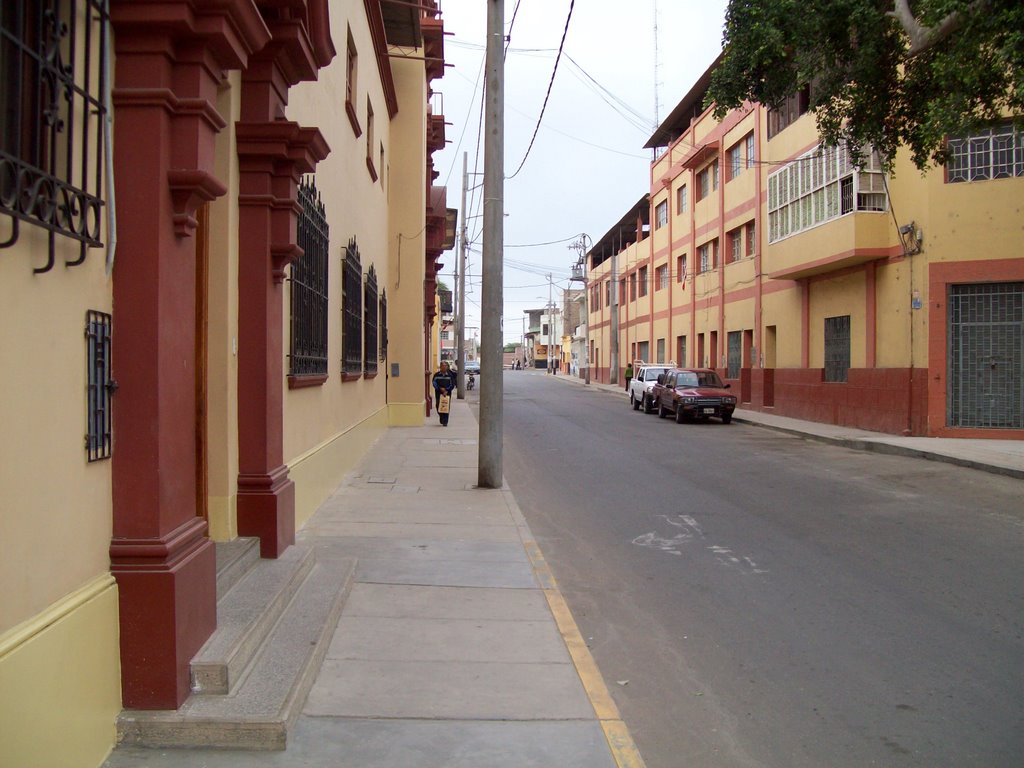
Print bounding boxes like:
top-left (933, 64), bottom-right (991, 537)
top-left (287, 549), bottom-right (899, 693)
top-left (192, 544), bottom-right (316, 695)
top-left (214, 536), bottom-right (261, 597)
top-left (117, 552), bottom-right (356, 751)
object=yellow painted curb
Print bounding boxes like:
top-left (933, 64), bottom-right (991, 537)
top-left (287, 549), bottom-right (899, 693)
top-left (523, 538), bottom-right (647, 768)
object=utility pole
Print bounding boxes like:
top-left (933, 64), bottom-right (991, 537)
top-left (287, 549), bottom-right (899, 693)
top-left (456, 152), bottom-right (467, 398)
top-left (569, 233), bottom-right (591, 384)
top-left (521, 315), bottom-right (525, 369)
top-left (478, 0), bottom-right (503, 489)
top-left (547, 273), bottom-right (553, 374)
top-left (610, 246), bottom-right (619, 385)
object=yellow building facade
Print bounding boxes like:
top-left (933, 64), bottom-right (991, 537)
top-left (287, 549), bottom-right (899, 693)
top-left (0, 1), bottom-right (452, 766)
top-left (587, 61), bottom-right (1023, 438)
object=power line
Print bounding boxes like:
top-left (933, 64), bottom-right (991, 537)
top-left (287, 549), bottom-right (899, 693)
top-left (505, 0), bottom-right (523, 57)
top-left (507, 0), bottom-right (575, 179)
top-left (443, 56), bottom-right (484, 188)
top-left (504, 234), bottom-right (581, 248)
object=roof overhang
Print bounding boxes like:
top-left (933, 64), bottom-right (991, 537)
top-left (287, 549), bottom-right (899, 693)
top-left (588, 195), bottom-right (650, 270)
top-left (679, 139), bottom-right (720, 170)
top-left (379, 0), bottom-right (421, 47)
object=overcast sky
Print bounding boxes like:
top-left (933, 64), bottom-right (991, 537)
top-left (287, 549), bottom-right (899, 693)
top-left (430, 0), bottom-right (729, 346)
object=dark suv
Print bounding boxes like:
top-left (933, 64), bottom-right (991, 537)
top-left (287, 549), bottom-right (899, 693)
top-left (652, 368), bottom-right (737, 424)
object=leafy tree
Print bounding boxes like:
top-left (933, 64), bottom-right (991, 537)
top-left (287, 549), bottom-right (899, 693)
top-left (706, 0), bottom-right (1024, 170)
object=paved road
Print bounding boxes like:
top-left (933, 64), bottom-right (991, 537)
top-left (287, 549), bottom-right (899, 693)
top-left (492, 371), bottom-right (1024, 768)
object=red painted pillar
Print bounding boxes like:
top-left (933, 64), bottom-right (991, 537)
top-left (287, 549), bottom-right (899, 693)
top-left (235, 123), bottom-right (328, 557)
top-left (235, 29), bottom-right (331, 559)
top-left (107, 1), bottom-right (268, 709)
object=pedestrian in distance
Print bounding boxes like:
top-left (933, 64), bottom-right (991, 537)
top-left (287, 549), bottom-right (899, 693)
top-left (432, 361), bottom-right (456, 426)
top-left (624, 362), bottom-right (633, 391)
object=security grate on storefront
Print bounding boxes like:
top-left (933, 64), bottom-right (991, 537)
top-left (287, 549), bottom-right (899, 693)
top-left (948, 282), bottom-right (1024, 429)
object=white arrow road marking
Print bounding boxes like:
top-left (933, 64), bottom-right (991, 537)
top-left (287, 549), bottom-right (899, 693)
top-left (634, 515), bottom-right (768, 574)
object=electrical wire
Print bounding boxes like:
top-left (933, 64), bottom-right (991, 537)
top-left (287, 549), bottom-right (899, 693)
top-left (504, 234), bottom-right (581, 248)
top-left (505, 0), bottom-right (523, 57)
top-left (507, 0), bottom-right (575, 180)
top-left (443, 55), bottom-right (485, 189)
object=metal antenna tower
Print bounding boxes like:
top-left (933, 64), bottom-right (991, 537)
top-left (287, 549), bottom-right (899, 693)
top-left (653, 0), bottom-right (662, 141)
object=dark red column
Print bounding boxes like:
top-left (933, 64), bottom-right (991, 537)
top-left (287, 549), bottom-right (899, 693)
top-left (234, 14), bottom-right (333, 558)
top-left (235, 122), bottom-right (328, 557)
top-left (107, 1), bottom-right (269, 709)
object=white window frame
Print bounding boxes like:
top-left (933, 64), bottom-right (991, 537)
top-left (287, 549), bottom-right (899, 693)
top-left (767, 143), bottom-right (887, 243)
top-left (655, 199), bottom-right (668, 229)
top-left (947, 122), bottom-right (1024, 182)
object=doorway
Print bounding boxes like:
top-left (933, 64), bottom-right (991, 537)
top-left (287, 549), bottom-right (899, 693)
top-left (948, 282), bottom-right (1023, 428)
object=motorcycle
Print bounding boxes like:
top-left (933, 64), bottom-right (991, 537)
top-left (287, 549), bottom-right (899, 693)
top-left (467, 372), bottom-right (475, 390)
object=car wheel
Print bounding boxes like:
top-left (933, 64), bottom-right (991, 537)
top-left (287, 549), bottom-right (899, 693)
top-left (658, 401), bottom-right (668, 419)
top-left (643, 395), bottom-right (654, 414)
top-left (722, 413), bottom-right (732, 425)
top-left (675, 404), bottom-right (686, 424)
top-left (631, 393), bottom-right (640, 411)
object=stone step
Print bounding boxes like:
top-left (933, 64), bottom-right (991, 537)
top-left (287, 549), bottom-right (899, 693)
top-left (192, 543), bottom-right (316, 695)
top-left (117, 552), bottom-right (356, 750)
top-left (214, 536), bottom-right (261, 597)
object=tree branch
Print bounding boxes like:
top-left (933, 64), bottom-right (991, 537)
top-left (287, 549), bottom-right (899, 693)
top-left (887, 0), bottom-right (990, 57)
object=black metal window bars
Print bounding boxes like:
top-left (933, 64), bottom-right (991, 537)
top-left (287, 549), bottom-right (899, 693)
top-left (289, 177), bottom-right (329, 376)
top-left (364, 263), bottom-right (378, 375)
top-left (341, 237), bottom-right (363, 376)
top-left (824, 315), bottom-right (851, 383)
top-left (86, 309), bottom-right (113, 460)
top-left (379, 288), bottom-right (388, 363)
top-left (1, 0), bottom-right (108, 273)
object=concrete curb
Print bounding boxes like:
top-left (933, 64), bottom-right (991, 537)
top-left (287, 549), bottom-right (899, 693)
top-left (541, 370), bottom-right (1024, 481)
top-left (730, 416), bottom-right (1024, 481)
top-left (470, 398), bottom-right (648, 768)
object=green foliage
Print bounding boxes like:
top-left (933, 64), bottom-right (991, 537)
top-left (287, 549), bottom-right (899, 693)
top-left (503, 343), bottom-right (518, 352)
top-left (707, 0), bottom-right (1024, 170)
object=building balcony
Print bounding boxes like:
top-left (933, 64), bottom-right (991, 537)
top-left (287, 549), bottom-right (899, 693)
top-left (765, 211), bottom-right (897, 281)
top-left (428, 92), bottom-right (446, 153)
top-left (422, 15), bottom-right (445, 82)
top-left (426, 186), bottom-right (456, 253)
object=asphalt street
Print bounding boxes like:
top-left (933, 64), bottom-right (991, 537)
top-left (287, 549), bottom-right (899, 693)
top-left (489, 370), bottom-right (1024, 768)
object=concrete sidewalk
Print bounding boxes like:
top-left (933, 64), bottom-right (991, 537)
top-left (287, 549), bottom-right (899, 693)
top-left (104, 400), bottom-right (640, 768)
top-left (545, 370), bottom-right (1024, 480)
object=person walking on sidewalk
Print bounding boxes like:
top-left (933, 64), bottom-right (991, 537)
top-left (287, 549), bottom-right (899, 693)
top-left (432, 361), bottom-right (456, 426)
top-left (624, 362), bottom-right (633, 391)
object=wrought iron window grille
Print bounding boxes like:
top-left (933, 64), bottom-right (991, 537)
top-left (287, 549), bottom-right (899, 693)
top-left (85, 309), bottom-right (113, 460)
top-left (1, 0), bottom-right (108, 273)
top-left (948, 282), bottom-right (1023, 429)
top-left (379, 289), bottom-right (388, 362)
top-left (341, 236), bottom-right (363, 376)
top-left (364, 264), bottom-right (378, 375)
top-left (289, 177), bottom-right (329, 377)
top-left (823, 315), bottom-right (851, 383)
top-left (727, 331), bottom-right (742, 379)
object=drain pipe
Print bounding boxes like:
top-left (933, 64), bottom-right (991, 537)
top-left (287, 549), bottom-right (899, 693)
top-left (103, 0), bottom-right (117, 276)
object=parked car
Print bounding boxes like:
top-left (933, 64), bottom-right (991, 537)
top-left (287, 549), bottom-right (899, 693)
top-left (628, 365), bottom-right (670, 413)
top-left (463, 360), bottom-right (480, 375)
top-left (652, 368), bottom-right (737, 424)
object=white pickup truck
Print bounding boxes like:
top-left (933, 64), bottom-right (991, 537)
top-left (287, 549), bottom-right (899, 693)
top-left (628, 364), bottom-right (671, 413)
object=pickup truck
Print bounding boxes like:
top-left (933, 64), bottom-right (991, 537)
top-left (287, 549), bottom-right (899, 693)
top-left (651, 367), bottom-right (737, 424)
top-left (628, 365), bottom-right (670, 413)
